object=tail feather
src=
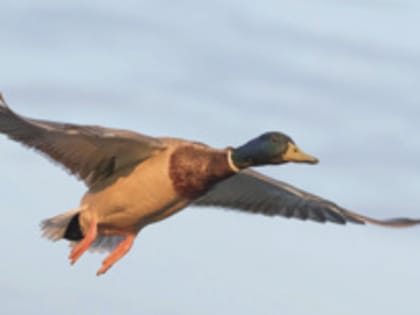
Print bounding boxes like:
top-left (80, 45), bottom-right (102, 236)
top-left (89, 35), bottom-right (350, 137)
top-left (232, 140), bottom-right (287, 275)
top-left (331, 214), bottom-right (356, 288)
top-left (41, 208), bottom-right (83, 241)
top-left (69, 235), bottom-right (125, 254)
top-left (41, 206), bottom-right (126, 253)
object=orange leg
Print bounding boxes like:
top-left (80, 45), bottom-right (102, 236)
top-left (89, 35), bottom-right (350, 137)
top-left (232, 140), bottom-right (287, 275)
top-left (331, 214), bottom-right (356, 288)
top-left (69, 218), bottom-right (97, 265)
top-left (96, 234), bottom-right (135, 276)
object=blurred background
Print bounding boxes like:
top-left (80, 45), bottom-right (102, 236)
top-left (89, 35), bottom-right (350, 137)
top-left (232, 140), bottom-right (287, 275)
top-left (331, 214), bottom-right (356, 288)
top-left (1, 0), bottom-right (420, 314)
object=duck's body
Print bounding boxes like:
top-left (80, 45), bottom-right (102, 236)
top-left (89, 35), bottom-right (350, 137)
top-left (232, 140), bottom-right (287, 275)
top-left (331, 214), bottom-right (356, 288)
top-left (1, 93), bottom-right (419, 276)
top-left (80, 139), bottom-right (187, 237)
top-left (78, 139), bottom-right (233, 239)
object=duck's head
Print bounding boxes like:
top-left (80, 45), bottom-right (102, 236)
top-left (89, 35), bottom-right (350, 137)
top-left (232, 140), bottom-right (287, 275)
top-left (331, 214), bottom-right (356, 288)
top-left (230, 132), bottom-right (319, 170)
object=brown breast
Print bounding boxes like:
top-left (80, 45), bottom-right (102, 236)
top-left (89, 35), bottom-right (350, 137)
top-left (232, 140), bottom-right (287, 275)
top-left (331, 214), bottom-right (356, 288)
top-left (169, 145), bottom-right (235, 199)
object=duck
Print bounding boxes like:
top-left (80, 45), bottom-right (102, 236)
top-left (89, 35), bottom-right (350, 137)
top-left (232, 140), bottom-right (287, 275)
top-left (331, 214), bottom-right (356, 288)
top-left (1, 93), bottom-right (419, 276)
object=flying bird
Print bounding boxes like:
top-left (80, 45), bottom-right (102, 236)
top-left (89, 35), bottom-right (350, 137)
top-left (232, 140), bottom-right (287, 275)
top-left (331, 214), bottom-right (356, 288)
top-left (0, 93), bottom-right (419, 276)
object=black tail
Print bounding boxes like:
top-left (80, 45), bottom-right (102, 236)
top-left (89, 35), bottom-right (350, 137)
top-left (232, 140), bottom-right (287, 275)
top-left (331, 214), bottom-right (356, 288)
top-left (63, 213), bottom-right (83, 241)
top-left (41, 208), bottom-right (84, 241)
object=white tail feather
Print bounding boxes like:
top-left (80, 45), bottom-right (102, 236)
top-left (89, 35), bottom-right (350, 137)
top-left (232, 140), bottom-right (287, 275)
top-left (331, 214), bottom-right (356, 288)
top-left (42, 206), bottom-right (125, 253)
top-left (69, 235), bottom-right (125, 253)
top-left (90, 235), bottom-right (125, 253)
top-left (40, 208), bottom-right (83, 241)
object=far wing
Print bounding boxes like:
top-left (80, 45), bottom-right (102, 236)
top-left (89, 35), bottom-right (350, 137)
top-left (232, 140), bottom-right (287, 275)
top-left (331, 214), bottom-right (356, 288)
top-left (194, 169), bottom-right (420, 227)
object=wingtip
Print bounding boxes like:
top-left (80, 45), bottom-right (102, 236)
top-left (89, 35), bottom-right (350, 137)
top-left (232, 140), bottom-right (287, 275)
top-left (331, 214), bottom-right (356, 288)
top-left (0, 92), bottom-right (8, 108)
top-left (368, 217), bottom-right (420, 228)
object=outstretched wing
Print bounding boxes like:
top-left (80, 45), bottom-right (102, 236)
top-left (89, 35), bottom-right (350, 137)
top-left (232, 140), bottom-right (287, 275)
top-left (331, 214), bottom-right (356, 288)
top-left (0, 94), bottom-right (166, 187)
top-left (194, 169), bottom-right (420, 227)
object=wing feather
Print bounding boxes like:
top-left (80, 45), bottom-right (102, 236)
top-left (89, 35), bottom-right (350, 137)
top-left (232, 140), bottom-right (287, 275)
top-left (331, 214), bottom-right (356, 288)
top-left (194, 169), bottom-right (420, 227)
top-left (0, 94), bottom-right (166, 187)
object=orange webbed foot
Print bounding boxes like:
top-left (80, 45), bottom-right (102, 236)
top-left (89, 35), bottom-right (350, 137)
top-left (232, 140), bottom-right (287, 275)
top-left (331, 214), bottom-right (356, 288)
top-left (96, 234), bottom-right (135, 276)
top-left (69, 218), bottom-right (97, 265)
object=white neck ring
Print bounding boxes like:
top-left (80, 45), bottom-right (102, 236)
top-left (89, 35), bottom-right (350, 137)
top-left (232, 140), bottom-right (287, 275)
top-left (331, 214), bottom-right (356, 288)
top-left (227, 150), bottom-right (241, 173)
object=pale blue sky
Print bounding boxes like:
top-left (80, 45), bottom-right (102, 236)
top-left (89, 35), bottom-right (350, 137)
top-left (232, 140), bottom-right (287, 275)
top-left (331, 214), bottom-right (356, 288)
top-left (1, 1), bottom-right (420, 314)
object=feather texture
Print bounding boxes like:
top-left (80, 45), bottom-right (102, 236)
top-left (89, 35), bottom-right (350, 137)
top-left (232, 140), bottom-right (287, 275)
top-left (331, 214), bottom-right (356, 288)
top-left (0, 94), bottom-right (166, 187)
top-left (194, 169), bottom-right (420, 227)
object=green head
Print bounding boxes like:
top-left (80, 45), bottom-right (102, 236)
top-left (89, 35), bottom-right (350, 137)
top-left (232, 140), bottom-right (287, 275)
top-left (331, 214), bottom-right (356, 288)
top-left (230, 132), bottom-right (318, 170)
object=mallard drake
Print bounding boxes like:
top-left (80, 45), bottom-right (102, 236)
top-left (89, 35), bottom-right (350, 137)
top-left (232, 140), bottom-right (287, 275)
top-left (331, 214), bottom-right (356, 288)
top-left (1, 94), bottom-right (419, 276)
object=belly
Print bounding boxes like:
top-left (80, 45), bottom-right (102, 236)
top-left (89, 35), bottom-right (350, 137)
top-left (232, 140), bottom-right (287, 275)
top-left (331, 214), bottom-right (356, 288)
top-left (79, 150), bottom-right (188, 234)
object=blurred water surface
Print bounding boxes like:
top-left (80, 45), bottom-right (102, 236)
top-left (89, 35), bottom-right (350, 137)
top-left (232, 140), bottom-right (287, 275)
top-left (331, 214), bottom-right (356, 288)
top-left (0, 1), bottom-right (420, 315)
